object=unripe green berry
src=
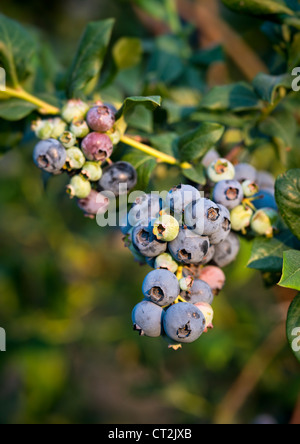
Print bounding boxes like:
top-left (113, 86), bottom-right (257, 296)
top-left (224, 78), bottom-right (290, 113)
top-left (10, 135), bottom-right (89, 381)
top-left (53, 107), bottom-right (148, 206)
top-left (70, 118), bottom-right (90, 138)
top-left (154, 253), bottom-right (178, 274)
top-left (207, 158), bottom-right (235, 183)
top-left (231, 205), bottom-right (253, 232)
top-left (251, 208), bottom-right (279, 237)
top-left (66, 147), bottom-right (86, 170)
top-left (179, 276), bottom-right (194, 292)
top-left (81, 162), bottom-right (102, 181)
top-left (59, 131), bottom-right (77, 148)
top-left (61, 99), bottom-right (89, 123)
top-left (194, 302), bottom-right (214, 331)
top-left (32, 119), bottom-right (53, 140)
top-left (242, 180), bottom-right (259, 197)
top-left (51, 118), bottom-right (68, 139)
top-left (66, 175), bottom-right (91, 199)
top-left (153, 214), bottom-right (180, 242)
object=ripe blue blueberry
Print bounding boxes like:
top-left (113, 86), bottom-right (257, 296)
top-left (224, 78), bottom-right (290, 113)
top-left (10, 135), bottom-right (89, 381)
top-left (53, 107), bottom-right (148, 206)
top-left (142, 269), bottom-right (180, 306)
top-left (165, 184), bottom-right (201, 214)
top-left (213, 180), bottom-right (244, 210)
top-left (128, 193), bottom-right (165, 227)
top-left (202, 149), bottom-right (220, 168)
top-left (81, 132), bottom-right (113, 162)
top-left (213, 232), bottom-right (240, 268)
top-left (253, 190), bottom-right (277, 211)
top-left (86, 105), bottom-right (116, 133)
top-left (256, 171), bottom-right (275, 191)
top-left (234, 163), bottom-right (257, 183)
top-left (168, 228), bottom-right (210, 265)
top-left (201, 244), bottom-right (216, 265)
top-left (163, 303), bottom-right (206, 343)
top-left (180, 279), bottom-right (214, 305)
top-left (132, 225), bottom-right (167, 258)
top-left (33, 138), bottom-right (66, 173)
top-left (184, 198), bottom-right (221, 236)
top-left (132, 300), bottom-right (163, 337)
top-left (99, 161), bottom-right (137, 196)
top-left (209, 204), bottom-right (231, 245)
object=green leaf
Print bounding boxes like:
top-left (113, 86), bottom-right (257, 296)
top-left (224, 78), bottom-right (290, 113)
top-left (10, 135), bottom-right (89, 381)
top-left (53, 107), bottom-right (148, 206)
top-left (279, 250), bottom-right (300, 290)
top-left (286, 293), bottom-right (300, 362)
top-left (112, 38), bottom-right (142, 70)
top-left (259, 109), bottom-right (297, 148)
top-left (178, 123), bottom-right (225, 162)
top-left (182, 163), bottom-right (206, 185)
top-left (67, 19), bottom-right (114, 98)
top-left (0, 13), bottom-right (37, 88)
top-left (121, 149), bottom-right (156, 191)
top-left (222, 0), bottom-right (294, 16)
top-left (126, 105), bottom-right (153, 133)
top-left (200, 82), bottom-right (261, 112)
top-left (275, 169), bottom-right (300, 239)
top-left (115, 96), bottom-right (161, 120)
top-left (247, 231), bottom-right (300, 272)
top-left (253, 73), bottom-right (292, 104)
top-left (0, 98), bottom-right (37, 120)
top-left (149, 132), bottom-right (178, 157)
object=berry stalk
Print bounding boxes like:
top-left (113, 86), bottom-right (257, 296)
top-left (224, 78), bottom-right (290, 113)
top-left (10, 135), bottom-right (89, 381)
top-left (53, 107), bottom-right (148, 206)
top-left (3, 86), bottom-right (60, 115)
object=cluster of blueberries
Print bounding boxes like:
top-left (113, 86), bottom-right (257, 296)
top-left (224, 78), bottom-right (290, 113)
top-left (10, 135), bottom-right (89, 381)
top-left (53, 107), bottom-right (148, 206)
top-left (32, 99), bottom-right (138, 217)
top-left (127, 155), bottom-right (278, 348)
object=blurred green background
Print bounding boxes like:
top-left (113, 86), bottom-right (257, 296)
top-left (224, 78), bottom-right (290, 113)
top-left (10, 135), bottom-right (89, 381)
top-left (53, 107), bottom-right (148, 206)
top-left (0, 0), bottom-right (299, 425)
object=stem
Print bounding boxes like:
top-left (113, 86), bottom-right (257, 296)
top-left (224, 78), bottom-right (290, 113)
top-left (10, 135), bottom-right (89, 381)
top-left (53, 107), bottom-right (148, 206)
top-left (164, 0), bottom-right (182, 34)
top-left (3, 86), bottom-right (60, 115)
top-left (120, 135), bottom-right (191, 169)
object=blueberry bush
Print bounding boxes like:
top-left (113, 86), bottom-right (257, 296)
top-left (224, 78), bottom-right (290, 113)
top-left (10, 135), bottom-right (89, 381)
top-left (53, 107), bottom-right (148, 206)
top-left (0, 0), bottom-right (300, 423)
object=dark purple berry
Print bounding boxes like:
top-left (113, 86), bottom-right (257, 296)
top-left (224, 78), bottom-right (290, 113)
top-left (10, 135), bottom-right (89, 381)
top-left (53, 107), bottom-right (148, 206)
top-left (99, 161), bottom-right (137, 196)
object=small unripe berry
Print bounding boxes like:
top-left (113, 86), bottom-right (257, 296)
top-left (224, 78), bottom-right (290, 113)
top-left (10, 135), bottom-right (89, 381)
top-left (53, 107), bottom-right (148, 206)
top-left (81, 132), bottom-right (113, 162)
top-left (154, 253), bottom-right (178, 274)
top-left (70, 118), bottom-right (90, 138)
top-left (251, 208), bottom-right (279, 237)
top-left (207, 158), bottom-right (235, 183)
top-left (66, 147), bottom-right (86, 169)
top-left (81, 162), bottom-right (102, 181)
top-left (179, 276), bottom-right (194, 292)
top-left (194, 302), bottom-right (214, 331)
top-left (59, 131), bottom-right (77, 148)
top-left (66, 175), bottom-right (91, 199)
top-left (86, 105), bottom-right (116, 132)
top-left (61, 99), bottom-right (89, 123)
top-left (153, 214), bottom-right (180, 242)
top-left (230, 205), bottom-right (253, 232)
top-left (78, 189), bottom-right (109, 216)
top-left (32, 119), bottom-right (54, 140)
top-left (51, 118), bottom-right (68, 139)
top-left (242, 180), bottom-right (259, 197)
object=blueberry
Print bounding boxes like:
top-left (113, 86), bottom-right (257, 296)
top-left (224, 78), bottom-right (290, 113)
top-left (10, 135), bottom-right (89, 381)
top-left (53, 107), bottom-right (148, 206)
top-left (86, 105), bottom-right (116, 133)
top-left (59, 131), bottom-right (77, 149)
top-left (213, 180), bottom-right (244, 210)
top-left (154, 253), bottom-right (178, 274)
top-left (61, 99), bottom-right (89, 123)
top-left (163, 303), bottom-right (206, 343)
top-left (142, 269), bottom-right (180, 306)
top-left (66, 147), bottom-right (86, 170)
top-left (78, 189), bottom-right (109, 216)
top-left (132, 300), bottom-right (163, 337)
top-left (194, 302), bottom-right (214, 331)
top-left (81, 132), bottom-right (113, 162)
top-left (253, 190), bottom-right (277, 211)
top-left (99, 161), bottom-right (137, 196)
top-left (32, 118), bottom-right (54, 140)
top-left (66, 175), bottom-right (91, 199)
top-left (165, 184), bottom-right (201, 214)
top-left (230, 204), bottom-right (253, 232)
top-left (70, 118), bottom-right (90, 139)
top-left (234, 163), bottom-right (257, 183)
top-left (132, 225), bottom-right (167, 258)
top-left (202, 149), bottom-right (220, 168)
top-left (209, 204), bottom-right (231, 245)
top-left (242, 180), bottom-right (259, 198)
top-left (199, 265), bottom-right (226, 295)
top-left (251, 208), bottom-right (279, 237)
top-left (180, 279), bottom-right (214, 305)
top-left (207, 158), bottom-right (235, 183)
top-left (168, 228), bottom-right (210, 265)
top-left (33, 138), bottom-right (66, 173)
top-left (153, 214), bottom-right (180, 242)
top-left (184, 198), bottom-right (221, 236)
top-left (213, 232), bottom-right (240, 268)
top-left (128, 193), bottom-right (165, 227)
top-left (256, 171), bottom-right (275, 190)
top-left (201, 244), bottom-right (215, 265)
top-left (81, 162), bottom-right (102, 181)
